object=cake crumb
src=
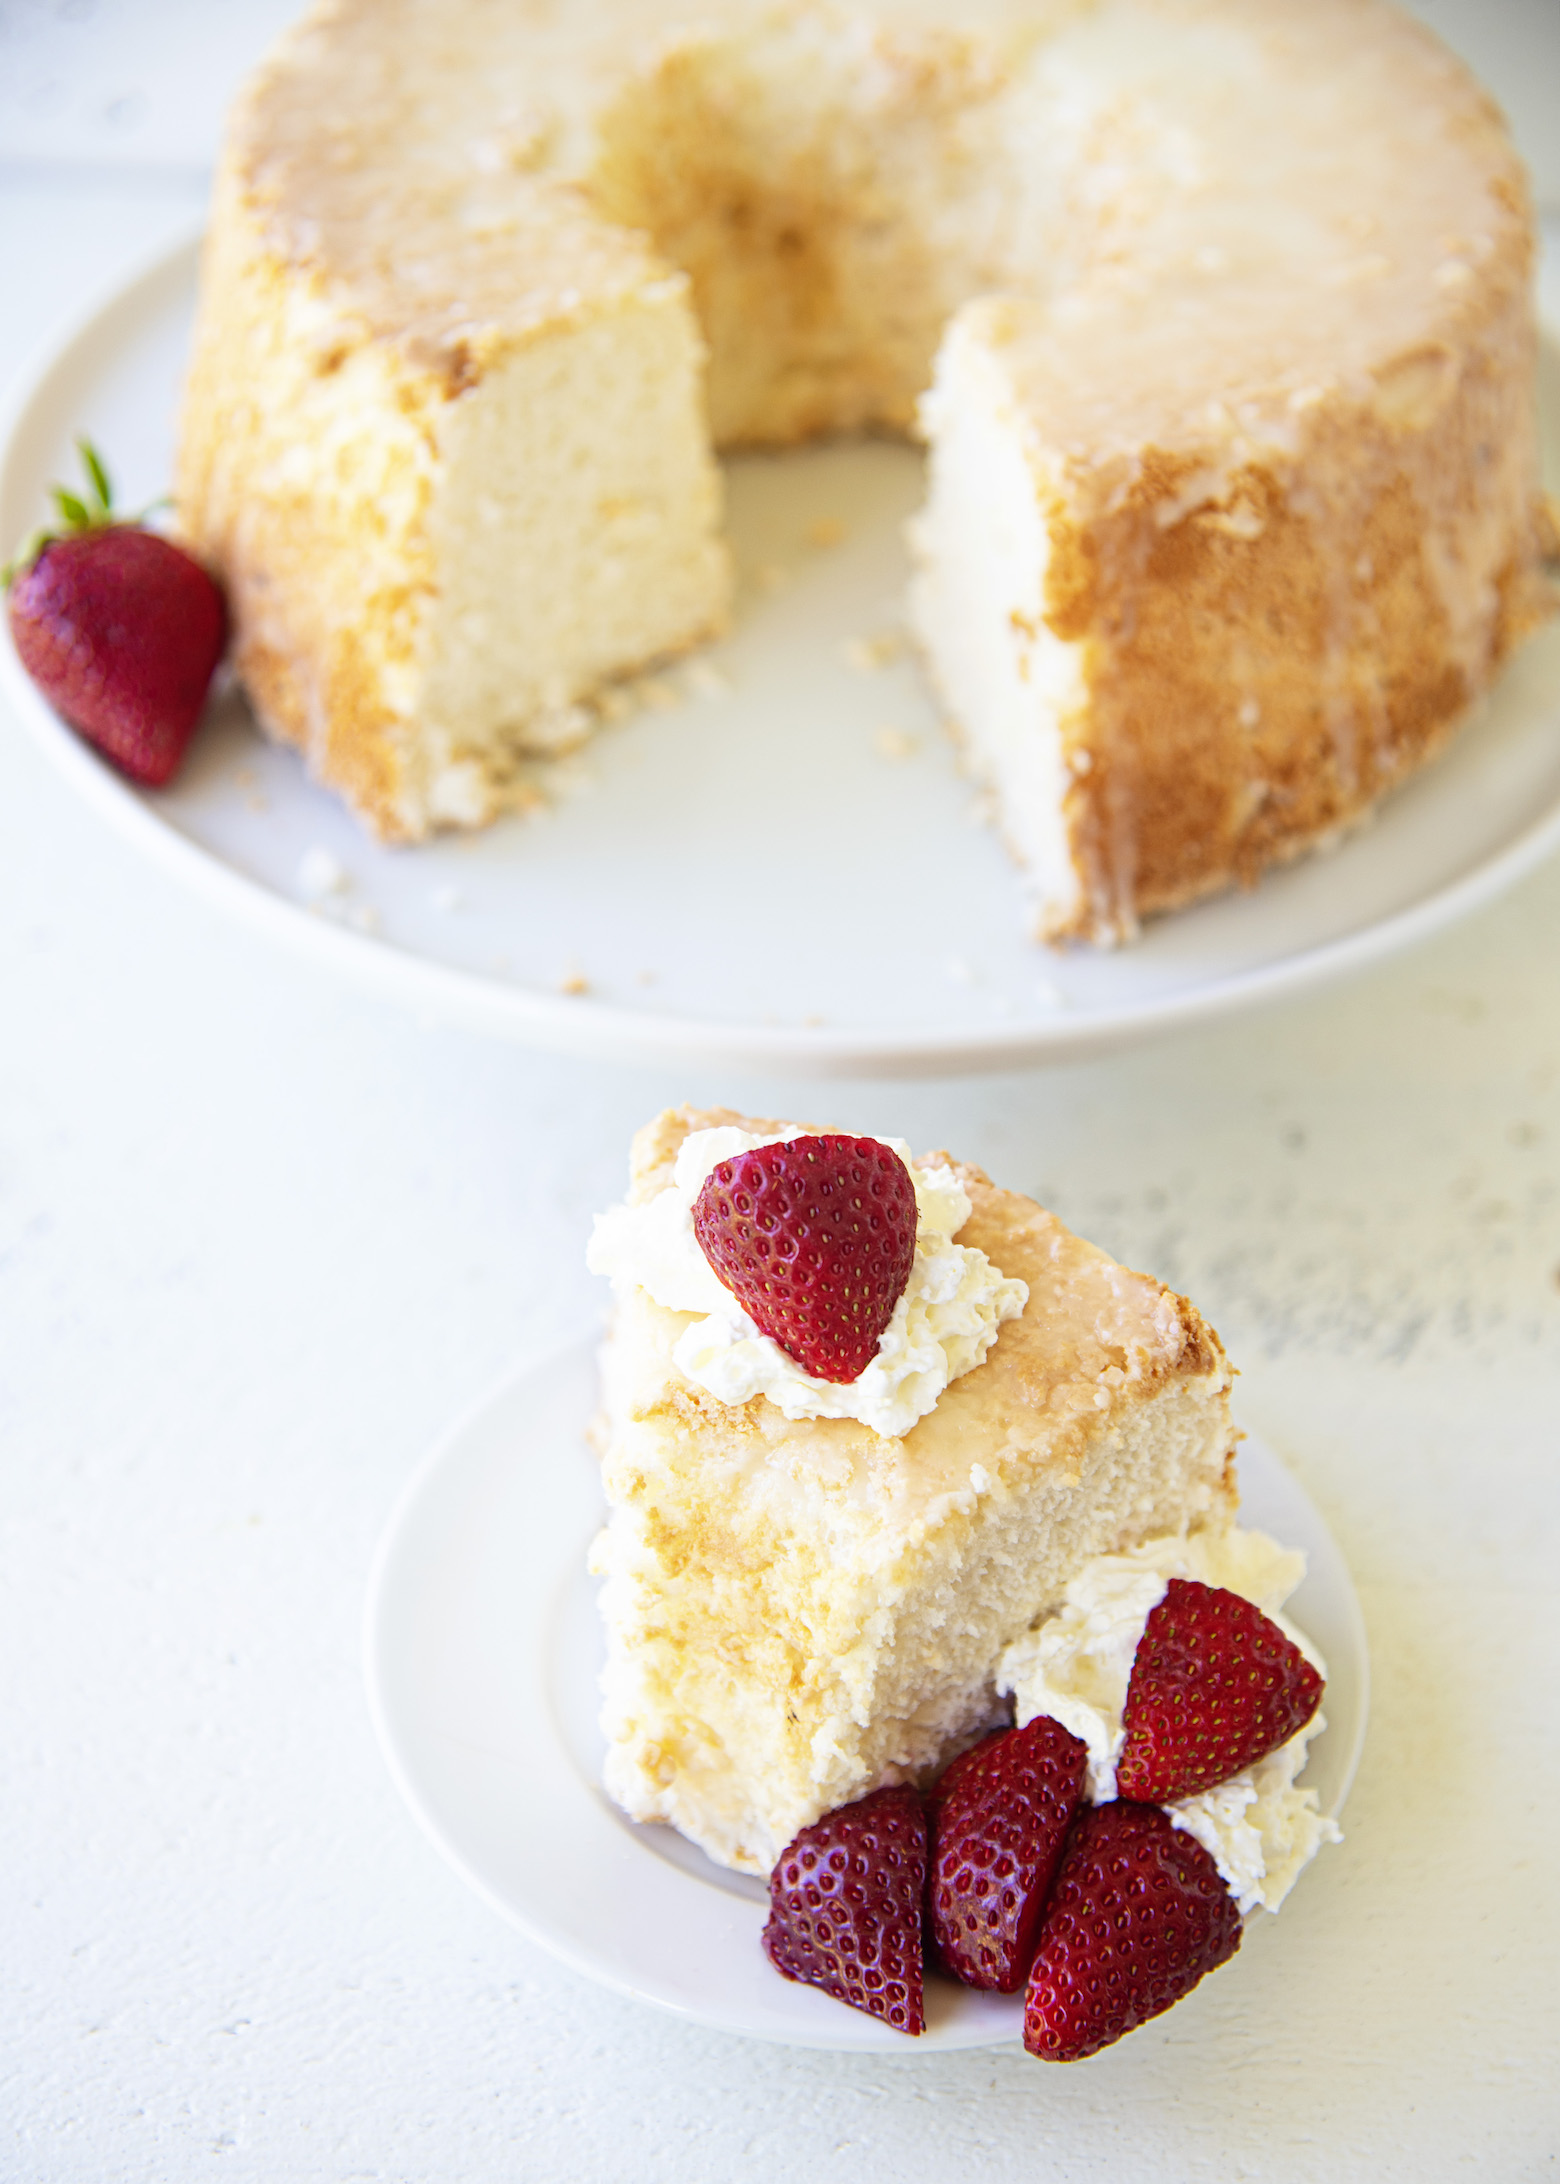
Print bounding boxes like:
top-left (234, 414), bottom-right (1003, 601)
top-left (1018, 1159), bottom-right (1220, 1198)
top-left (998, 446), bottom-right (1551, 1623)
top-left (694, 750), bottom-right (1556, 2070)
top-left (636, 676), bottom-right (679, 712)
top-left (684, 659), bottom-right (732, 700)
top-left (873, 726), bottom-right (920, 762)
top-left (298, 846), bottom-right (348, 901)
top-left (636, 969), bottom-right (658, 986)
top-left (596, 686), bottom-right (637, 726)
top-left (558, 963), bottom-right (590, 995)
top-left (806, 517), bottom-right (846, 549)
top-left (344, 901), bottom-right (382, 936)
top-left (842, 632), bottom-right (902, 672)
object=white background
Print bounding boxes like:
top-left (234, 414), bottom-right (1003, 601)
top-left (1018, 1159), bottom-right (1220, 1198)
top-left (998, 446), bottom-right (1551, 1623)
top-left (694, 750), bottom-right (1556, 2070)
top-left (3, 3), bottom-right (1560, 2179)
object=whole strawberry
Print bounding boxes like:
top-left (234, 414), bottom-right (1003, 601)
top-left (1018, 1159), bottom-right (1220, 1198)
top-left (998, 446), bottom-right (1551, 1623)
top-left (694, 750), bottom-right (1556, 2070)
top-left (763, 1785), bottom-right (927, 2033)
top-left (1116, 1578), bottom-right (1324, 1805)
top-left (929, 1716), bottom-right (1087, 1991)
top-left (1024, 1800), bottom-right (1242, 2061)
top-left (693, 1135), bottom-right (918, 1382)
top-left (4, 439), bottom-right (225, 787)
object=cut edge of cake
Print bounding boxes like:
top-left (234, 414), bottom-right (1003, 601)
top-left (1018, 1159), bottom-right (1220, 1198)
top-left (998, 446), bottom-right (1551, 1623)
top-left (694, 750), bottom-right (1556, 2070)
top-left (177, 103), bottom-right (732, 841)
top-left (178, 0), bottom-right (1557, 928)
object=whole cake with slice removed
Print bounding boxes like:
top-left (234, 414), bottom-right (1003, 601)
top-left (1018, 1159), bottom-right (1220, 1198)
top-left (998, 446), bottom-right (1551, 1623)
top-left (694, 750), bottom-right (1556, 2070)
top-left (175, 0), bottom-right (1555, 937)
top-left (588, 1104), bottom-right (1341, 2052)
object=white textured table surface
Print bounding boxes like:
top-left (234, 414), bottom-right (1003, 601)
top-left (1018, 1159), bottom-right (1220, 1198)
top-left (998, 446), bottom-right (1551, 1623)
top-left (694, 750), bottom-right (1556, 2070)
top-left (4, 7), bottom-right (1560, 2180)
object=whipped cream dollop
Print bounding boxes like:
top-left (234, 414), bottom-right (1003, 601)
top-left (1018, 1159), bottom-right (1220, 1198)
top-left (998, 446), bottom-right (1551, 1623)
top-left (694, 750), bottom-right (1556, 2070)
top-left (997, 1526), bottom-right (1340, 1914)
top-left (587, 1125), bottom-right (1028, 1440)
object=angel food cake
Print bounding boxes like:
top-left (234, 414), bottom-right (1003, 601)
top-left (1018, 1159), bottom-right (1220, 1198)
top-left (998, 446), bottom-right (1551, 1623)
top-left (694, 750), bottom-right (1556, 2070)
top-left (177, 0), bottom-right (1554, 940)
top-left (588, 1104), bottom-right (1244, 1874)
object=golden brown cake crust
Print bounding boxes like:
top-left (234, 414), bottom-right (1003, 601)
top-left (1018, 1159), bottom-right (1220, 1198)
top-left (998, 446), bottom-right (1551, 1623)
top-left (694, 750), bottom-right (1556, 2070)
top-left (1036, 281), bottom-right (1556, 936)
top-left (627, 1104), bottom-right (1235, 1489)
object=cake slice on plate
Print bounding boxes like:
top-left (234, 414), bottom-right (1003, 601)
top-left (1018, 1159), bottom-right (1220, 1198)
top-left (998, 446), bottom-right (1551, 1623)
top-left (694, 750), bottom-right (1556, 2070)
top-left (587, 1104), bottom-right (1237, 1876)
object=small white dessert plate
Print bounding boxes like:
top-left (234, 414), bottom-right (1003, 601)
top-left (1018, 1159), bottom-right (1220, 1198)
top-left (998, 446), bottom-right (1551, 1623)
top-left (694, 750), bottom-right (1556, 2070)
top-left (363, 1337), bottom-right (1368, 2051)
top-left (7, 230), bottom-right (1557, 1080)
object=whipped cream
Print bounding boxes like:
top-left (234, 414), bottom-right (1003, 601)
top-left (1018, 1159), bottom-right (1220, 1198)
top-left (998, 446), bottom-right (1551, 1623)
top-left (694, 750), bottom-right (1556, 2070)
top-left (997, 1525), bottom-right (1339, 1914)
top-left (587, 1125), bottom-right (1028, 1440)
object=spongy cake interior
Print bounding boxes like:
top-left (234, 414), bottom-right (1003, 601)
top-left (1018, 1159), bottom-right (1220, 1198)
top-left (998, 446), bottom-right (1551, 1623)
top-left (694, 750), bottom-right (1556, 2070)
top-left (182, 0), bottom-right (1553, 908)
top-left (591, 1107), bottom-right (1238, 1874)
top-left (418, 293), bottom-right (729, 798)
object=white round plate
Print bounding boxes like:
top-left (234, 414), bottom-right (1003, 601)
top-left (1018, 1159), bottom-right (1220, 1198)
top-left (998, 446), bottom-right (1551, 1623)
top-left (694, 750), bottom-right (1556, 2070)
top-left (363, 1337), bottom-right (1368, 2051)
top-left (6, 230), bottom-right (1558, 1080)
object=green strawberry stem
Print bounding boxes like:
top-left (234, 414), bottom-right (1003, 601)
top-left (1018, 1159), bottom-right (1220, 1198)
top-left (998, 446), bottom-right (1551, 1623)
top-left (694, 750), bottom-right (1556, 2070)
top-left (78, 438), bottom-right (113, 513)
top-left (3, 437), bottom-right (168, 590)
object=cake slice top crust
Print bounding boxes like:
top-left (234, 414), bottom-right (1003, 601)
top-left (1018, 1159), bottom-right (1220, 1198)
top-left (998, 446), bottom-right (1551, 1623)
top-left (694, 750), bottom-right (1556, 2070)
top-left (606, 1107), bottom-right (1235, 1547)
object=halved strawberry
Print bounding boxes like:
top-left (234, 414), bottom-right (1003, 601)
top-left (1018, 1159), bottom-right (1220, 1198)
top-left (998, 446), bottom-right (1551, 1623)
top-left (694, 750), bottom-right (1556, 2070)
top-left (763, 1785), bottom-right (927, 2033)
top-left (1116, 1577), bottom-right (1324, 1804)
top-left (1024, 1801), bottom-right (1242, 2061)
top-left (692, 1135), bottom-right (918, 1382)
top-left (4, 438), bottom-right (226, 788)
top-left (929, 1717), bottom-right (1087, 1991)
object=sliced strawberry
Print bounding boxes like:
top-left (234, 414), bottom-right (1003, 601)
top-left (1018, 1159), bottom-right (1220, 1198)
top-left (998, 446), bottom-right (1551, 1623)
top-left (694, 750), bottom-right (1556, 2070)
top-left (5, 439), bottom-right (226, 788)
top-left (1024, 1800), bottom-right (1242, 2061)
top-left (929, 1717), bottom-right (1087, 1991)
top-left (1116, 1577), bottom-right (1324, 1804)
top-left (692, 1135), bottom-right (918, 1382)
top-left (763, 1785), bottom-right (926, 2033)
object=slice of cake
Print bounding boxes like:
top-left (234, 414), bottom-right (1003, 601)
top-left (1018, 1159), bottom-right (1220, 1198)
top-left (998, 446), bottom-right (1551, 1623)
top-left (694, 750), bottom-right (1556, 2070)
top-left (588, 1105), bottom-right (1236, 1875)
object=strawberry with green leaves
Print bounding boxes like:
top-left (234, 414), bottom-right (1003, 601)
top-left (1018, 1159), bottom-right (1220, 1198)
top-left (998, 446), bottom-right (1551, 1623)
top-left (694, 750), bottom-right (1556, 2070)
top-left (4, 439), bottom-right (226, 787)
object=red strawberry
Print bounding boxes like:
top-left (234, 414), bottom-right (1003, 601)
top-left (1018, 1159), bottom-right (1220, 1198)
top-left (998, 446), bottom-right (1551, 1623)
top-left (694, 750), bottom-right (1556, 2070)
top-left (763, 1785), bottom-right (927, 2033)
top-left (1116, 1578), bottom-right (1324, 1805)
top-left (5, 438), bottom-right (225, 787)
top-left (692, 1135), bottom-right (918, 1382)
top-left (929, 1717), bottom-right (1087, 1991)
top-left (1024, 1800), bottom-right (1242, 2061)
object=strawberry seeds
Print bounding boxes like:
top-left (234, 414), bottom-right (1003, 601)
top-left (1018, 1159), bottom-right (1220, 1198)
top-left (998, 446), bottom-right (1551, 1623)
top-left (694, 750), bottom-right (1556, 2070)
top-left (692, 1135), bottom-right (918, 1382)
top-left (763, 1579), bottom-right (1325, 2057)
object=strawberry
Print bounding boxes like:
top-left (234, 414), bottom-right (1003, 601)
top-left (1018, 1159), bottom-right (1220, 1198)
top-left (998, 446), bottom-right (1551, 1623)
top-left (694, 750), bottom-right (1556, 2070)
top-left (1024, 1800), bottom-right (1242, 2061)
top-left (1116, 1577), bottom-right (1324, 1804)
top-left (692, 1135), bottom-right (918, 1382)
top-left (763, 1785), bottom-right (927, 2033)
top-left (4, 438), bottom-right (226, 787)
top-left (928, 1717), bottom-right (1087, 1991)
